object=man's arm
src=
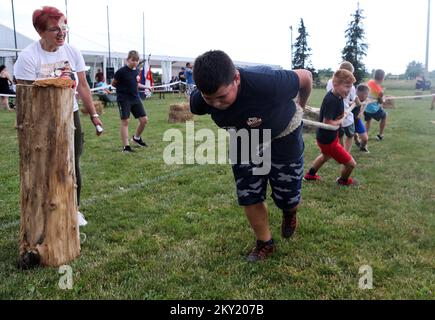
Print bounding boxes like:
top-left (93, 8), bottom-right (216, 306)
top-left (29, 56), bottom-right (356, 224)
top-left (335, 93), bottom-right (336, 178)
top-left (377, 91), bottom-right (384, 104)
top-left (76, 71), bottom-right (103, 135)
top-left (323, 114), bottom-right (344, 126)
top-left (293, 69), bottom-right (312, 109)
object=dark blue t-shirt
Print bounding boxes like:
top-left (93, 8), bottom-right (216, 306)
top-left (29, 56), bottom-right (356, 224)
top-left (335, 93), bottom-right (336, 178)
top-left (316, 91), bottom-right (344, 144)
top-left (114, 65), bottom-right (140, 101)
top-left (190, 67), bottom-right (303, 162)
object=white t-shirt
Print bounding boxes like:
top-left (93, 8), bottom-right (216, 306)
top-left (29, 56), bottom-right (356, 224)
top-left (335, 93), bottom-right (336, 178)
top-left (14, 41), bottom-right (86, 112)
top-left (326, 79), bottom-right (355, 128)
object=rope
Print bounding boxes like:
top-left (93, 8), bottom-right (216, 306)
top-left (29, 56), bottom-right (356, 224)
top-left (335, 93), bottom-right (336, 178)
top-left (385, 93), bottom-right (435, 100)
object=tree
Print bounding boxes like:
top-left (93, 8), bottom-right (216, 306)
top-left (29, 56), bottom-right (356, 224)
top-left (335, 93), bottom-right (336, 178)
top-left (292, 19), bottom-right (318, 82)
top-left (317, 68), bottom-right (334, 79)
top-left (341, 4), bottom-right (368, 84)
top-left (152, 71), bottom-right (161, 84)
top-left (292, 19), bottom-right (311, 69)
top-left (405, 61), bottom-right (424, 79)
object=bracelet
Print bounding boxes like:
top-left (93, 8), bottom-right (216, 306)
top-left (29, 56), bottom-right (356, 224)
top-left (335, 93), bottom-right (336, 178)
top-left (91, 114), bottom-right (99, 119)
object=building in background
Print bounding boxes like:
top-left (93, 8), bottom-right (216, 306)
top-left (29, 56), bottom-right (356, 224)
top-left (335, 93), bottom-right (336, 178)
top-left (0, 24), bottom-right (281, 87)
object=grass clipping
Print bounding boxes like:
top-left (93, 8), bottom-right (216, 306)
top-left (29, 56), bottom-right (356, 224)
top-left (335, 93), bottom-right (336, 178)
top-left (168, 103), bottom-right (194, 123)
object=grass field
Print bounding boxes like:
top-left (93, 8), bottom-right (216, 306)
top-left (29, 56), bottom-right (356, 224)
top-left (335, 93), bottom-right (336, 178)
top-left (0, 89), bottom-right (434, 300)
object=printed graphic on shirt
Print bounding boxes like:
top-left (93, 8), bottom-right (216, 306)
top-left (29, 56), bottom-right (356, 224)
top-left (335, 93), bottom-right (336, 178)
top-left (247, 117), bottom-right (263, 128)
top-left (39, 60), bottom-right (76, 81)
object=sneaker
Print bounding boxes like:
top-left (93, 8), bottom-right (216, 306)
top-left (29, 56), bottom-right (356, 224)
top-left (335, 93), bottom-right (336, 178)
top-left (77, 211), bottom-right (88, 227)
top-left (336, 177), bottom-right (358, 187)
top-left (360, 146), bottom-right (370, 153)
top-left (304, 172), bottom-right (321, 181)
top-left (132, 136), bottom-right (148, 147)
top-left (122, 145), bottom-right (135, 153)
top-left (354, 138), bottom-right (361, 148)
top-left (246, 240), bottom-right (276, 262)
top-left (281, 211), bottom-right (297, 239)
top-left (376, 134), bottom-right (384, 141)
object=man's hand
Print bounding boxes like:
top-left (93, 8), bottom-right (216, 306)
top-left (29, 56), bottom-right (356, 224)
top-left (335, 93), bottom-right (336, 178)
top-left (377, 92), bottom-right (384, 104)
top-left (90, 115), bottom-right (104, 136)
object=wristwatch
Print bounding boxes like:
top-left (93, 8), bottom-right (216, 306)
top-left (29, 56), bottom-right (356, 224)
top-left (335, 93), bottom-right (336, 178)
top-left (91, 114), bottom-right (100, 119)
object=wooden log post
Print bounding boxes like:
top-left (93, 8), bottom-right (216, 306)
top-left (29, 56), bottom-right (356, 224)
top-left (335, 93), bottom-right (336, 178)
top-left (16, 85), bottom-right (80, 269)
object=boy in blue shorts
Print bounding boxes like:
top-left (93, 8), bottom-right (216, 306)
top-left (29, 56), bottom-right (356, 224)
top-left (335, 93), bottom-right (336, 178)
top-left (353, 84), bottom-right (370, 152)
top-left (190, 50), bottom-right (312, 262)
top-left (365, 69), bottom-right (387, 141)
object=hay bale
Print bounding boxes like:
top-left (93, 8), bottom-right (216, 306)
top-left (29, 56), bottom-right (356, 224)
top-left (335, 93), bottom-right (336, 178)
top-left (383, 97), bottom-right (396, 109)
top-left (81, 100), bottom-right (104, 115)
top-left (168, 103), bottom-right (194, 123)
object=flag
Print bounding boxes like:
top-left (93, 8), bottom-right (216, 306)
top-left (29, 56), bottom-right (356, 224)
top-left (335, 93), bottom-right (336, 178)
top-left (139, 64), bottom-right (146, 99)
top-left (140, 66), bottom-right (146, 85)
top-left (145, 61), bottom-right (154, 88)
top-left (143, 59), bottom-right (153, 98)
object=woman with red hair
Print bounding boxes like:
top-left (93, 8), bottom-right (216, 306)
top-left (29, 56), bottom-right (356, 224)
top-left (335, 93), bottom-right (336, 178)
top-left (14, 6), bottom-right (104, 226)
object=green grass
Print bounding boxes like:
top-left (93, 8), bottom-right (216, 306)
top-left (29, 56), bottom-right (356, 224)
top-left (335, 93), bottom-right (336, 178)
top-left (0, 89), bottom-right (434, 300)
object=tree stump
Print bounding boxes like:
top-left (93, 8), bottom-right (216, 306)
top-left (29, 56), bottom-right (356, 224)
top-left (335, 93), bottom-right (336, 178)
top-left (16, 85), bottom-right (80, 269)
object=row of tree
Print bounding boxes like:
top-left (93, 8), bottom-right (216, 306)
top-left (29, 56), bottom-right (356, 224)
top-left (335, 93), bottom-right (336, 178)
top-left (292, 4), bottom-right (366, 84)
top-left (293, 5), bottom-right (434, 84)
top-left (404, 61), bottom-right (435, 79)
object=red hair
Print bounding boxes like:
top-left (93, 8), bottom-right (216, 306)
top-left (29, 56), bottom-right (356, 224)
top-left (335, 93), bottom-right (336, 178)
top-left (32, 6), bottom-right (66, 32)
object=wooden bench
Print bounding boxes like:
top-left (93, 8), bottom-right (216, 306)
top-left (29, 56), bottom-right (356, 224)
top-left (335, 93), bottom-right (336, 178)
top-left (154, 90), bottom-right (180, 99)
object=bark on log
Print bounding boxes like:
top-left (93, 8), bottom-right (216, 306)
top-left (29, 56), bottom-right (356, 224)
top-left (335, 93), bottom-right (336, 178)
top-left (16, 85), bottom-right (80, 269)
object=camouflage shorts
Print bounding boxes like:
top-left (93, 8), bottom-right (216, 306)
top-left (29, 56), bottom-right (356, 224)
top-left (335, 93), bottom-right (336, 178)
top-left (231, 156), bottom-right (304, 210)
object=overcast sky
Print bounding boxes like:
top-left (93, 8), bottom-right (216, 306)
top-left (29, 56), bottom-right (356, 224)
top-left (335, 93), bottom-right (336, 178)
top-left (0, 0), bottom-right (433, 74)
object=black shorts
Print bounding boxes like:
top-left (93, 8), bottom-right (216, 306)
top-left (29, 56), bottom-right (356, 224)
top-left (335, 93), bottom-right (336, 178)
top-left (117, 99), bottom-right (147, 120)
top-left (364, 109), bottom-right (387, 122)
top-left (231, 156), bottom-right (304, 210)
